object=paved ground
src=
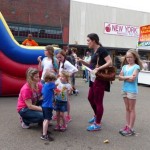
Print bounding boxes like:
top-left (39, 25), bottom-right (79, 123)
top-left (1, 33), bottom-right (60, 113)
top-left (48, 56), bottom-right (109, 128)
top-left (0, 79), bottom-right (150, 150)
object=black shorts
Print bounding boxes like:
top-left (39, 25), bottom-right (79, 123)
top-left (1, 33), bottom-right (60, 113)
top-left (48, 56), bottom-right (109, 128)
top-left (42, 107), bottom-right (53, 120)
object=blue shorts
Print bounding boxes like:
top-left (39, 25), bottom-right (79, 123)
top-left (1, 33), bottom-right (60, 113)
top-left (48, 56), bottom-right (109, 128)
top-left (55, 101), bottom-right (67, 112)
top-left (42, 107), bottom-right (53, 120)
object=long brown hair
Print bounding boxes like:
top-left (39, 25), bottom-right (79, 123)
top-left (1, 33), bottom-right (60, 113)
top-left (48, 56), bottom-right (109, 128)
top-left (45, 45), bottom-right (55, 67)
top-left (57, 50), bottom-right (66, 69)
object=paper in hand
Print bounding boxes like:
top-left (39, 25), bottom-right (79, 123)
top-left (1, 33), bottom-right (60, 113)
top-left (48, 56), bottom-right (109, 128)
top-left (85, 66), bottom-right (96, 82)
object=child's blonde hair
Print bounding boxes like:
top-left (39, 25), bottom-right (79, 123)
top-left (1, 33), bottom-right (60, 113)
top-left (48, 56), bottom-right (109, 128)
top-left (44, 71), bottom-right (57, 82)
top-left (121, 49), bottom-right (143, 70)
top-left (60, 70), bottom-right (70, 83)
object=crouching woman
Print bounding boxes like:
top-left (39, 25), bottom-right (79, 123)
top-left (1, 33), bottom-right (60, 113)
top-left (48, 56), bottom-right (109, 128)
top-left (17, 68), bottom-right (43, 129)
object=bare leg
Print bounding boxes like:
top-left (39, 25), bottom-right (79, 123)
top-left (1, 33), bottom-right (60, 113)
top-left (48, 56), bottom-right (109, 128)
top-left (43, 120), bottom-right (49, 135)
top-left (124, 97), bottom-right (130, 126)
top-left (128, 99), bottom-right (136, 129)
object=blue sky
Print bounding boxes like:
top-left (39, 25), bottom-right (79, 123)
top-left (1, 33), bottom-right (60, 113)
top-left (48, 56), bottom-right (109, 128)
top-left (74, 0), bottom-right (150, 13)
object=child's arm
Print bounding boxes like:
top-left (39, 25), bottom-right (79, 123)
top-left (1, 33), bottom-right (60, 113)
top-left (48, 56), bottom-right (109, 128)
top-left (68, 87), bottom-right (73, 96)
top-left (37, 56), bottom-right (42, 71)
top-left (118, 70), bottom-right (130, 81)
top-left (126, 69), bottom-right (139, 82)
top-left (67, 90), bottom-right (71, 100)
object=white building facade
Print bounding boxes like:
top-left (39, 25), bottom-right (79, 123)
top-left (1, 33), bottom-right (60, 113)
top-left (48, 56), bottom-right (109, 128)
top-left (69, 1), bottom-right (150, 50)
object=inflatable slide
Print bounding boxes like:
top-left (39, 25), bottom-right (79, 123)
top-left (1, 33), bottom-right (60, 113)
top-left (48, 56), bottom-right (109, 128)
top-left (0, 12), bottom-right (61, 96)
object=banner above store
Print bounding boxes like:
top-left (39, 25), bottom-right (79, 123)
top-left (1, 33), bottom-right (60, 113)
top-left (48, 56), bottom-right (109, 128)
top-left (104, 22), bottom-right (139, 37)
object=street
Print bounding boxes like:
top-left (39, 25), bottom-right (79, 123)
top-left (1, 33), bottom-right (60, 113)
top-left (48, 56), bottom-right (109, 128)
top-left (0, 78), bottom-right (150, 150)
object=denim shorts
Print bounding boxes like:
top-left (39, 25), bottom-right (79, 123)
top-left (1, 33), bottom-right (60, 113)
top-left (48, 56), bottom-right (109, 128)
top-left (55, 101), bottom-right (67, 112)
top-left (42, 107), bottom-right (53, 120)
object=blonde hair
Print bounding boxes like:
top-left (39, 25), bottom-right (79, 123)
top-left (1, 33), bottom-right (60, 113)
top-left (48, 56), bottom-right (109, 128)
top-left (121, 49), bottom-right (143, 70)
top-left (26, 67), bottom-right (39, 85)
top-left (60, 70), bottom-right (70, 83)
top-left (44, 71), bottom-right (57, 82)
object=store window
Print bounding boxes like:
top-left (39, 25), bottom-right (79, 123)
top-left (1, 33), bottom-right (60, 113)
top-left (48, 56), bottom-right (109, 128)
top-left (9, 23), bottom-right (62, 40)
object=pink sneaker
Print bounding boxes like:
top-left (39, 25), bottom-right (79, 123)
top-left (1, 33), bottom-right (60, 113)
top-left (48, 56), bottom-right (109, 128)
top-left (60, 124), bottom-right (67, 132)
top-left (65, 115), bottom-right (72, 123)
top-left (119, 125), bottom-right (128, 134)
top-left (52, 115), bottom-right (57, 121)
top-left (121, 127), bottom-right (135, 136)
top-left (54, 125), bottom-right (60, 131)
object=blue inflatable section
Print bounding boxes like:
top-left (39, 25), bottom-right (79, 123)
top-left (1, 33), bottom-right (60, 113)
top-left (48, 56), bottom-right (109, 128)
top-left (0, 12), bottom-right (61, 64)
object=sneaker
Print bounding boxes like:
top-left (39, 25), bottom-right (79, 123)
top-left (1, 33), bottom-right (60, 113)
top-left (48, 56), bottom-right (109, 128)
top-left (21, 122), bottom-right (29, 129)
top-left (87, 123), bottom-right (101, 131)
top-left (54, 125), bottom-right (61, 131)
top-left (121, 127), bottom-right (135, 136)
top-left (88, 116), bottom-right (96, 124)
top-left (40, 135), bottom-right (54, 141)
top-left (73, 89), bottom-right (79, 95)
top-left (75, 89), bottom-right (79, 95)
top-left (60, 124), bottom-right (67, 132)
top-left (52, 115), bottom-right (57, 121)
top-left (119, 125), bottom-right (128, 134)
top-left (65, 115), bottom-right (72, 123)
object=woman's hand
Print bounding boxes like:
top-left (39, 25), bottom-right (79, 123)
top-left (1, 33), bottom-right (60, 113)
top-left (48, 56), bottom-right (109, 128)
top-left (92, 68), bottom-right (99, 74)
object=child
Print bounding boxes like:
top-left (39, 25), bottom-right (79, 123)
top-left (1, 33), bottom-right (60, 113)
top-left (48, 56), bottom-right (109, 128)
top-left (66, 48), bottom-right (79, 95)
top-left (54, 71), bottom-right (72, 131)
top-left (54, 50), bottom-right (78, 123)
top-left (41, 72), bottom-right (57, 141)
top-left (37, 45), bottom-right (58, 84)
top-left (118, 49), bottom-right (143, 136)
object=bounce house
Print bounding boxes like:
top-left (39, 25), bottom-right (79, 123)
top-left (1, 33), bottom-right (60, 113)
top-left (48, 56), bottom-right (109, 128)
top-left (0, 12), bottom-right (61, 96)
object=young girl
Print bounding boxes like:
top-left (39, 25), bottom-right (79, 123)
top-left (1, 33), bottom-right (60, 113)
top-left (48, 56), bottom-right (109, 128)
top-left (54, 71), bottom-right (72, 131)
top-left (55, 50), bottom-right (78, 123)
top-left (37, 45), bottom-right (58, 84)
top-left (118, 49), bottom-right (143, 136)
top-left (41, 71), bottom-right (56, 141)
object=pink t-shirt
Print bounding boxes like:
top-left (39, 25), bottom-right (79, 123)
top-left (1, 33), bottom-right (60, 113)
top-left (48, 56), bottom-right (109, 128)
top-left (17, 82), bottom-right (42, 112)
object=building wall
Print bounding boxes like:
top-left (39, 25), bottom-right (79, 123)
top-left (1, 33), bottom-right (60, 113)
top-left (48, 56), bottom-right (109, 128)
top-left (0, 0), bottom-right (70, 45)
top-left (0, 0), bottom-right (70, 27)
top-left (69, 1), bottom-right (150, 49)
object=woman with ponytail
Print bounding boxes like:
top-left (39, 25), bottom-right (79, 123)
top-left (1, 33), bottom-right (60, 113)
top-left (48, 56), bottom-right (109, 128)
top-left (77, 33), bottom-right (112, 131)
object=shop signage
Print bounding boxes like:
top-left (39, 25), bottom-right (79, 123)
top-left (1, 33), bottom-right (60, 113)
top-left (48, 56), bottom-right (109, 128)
top-left (104, 22), bottom-right (139, 37)
top-left (138, 25), bottom-right (150, 47)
